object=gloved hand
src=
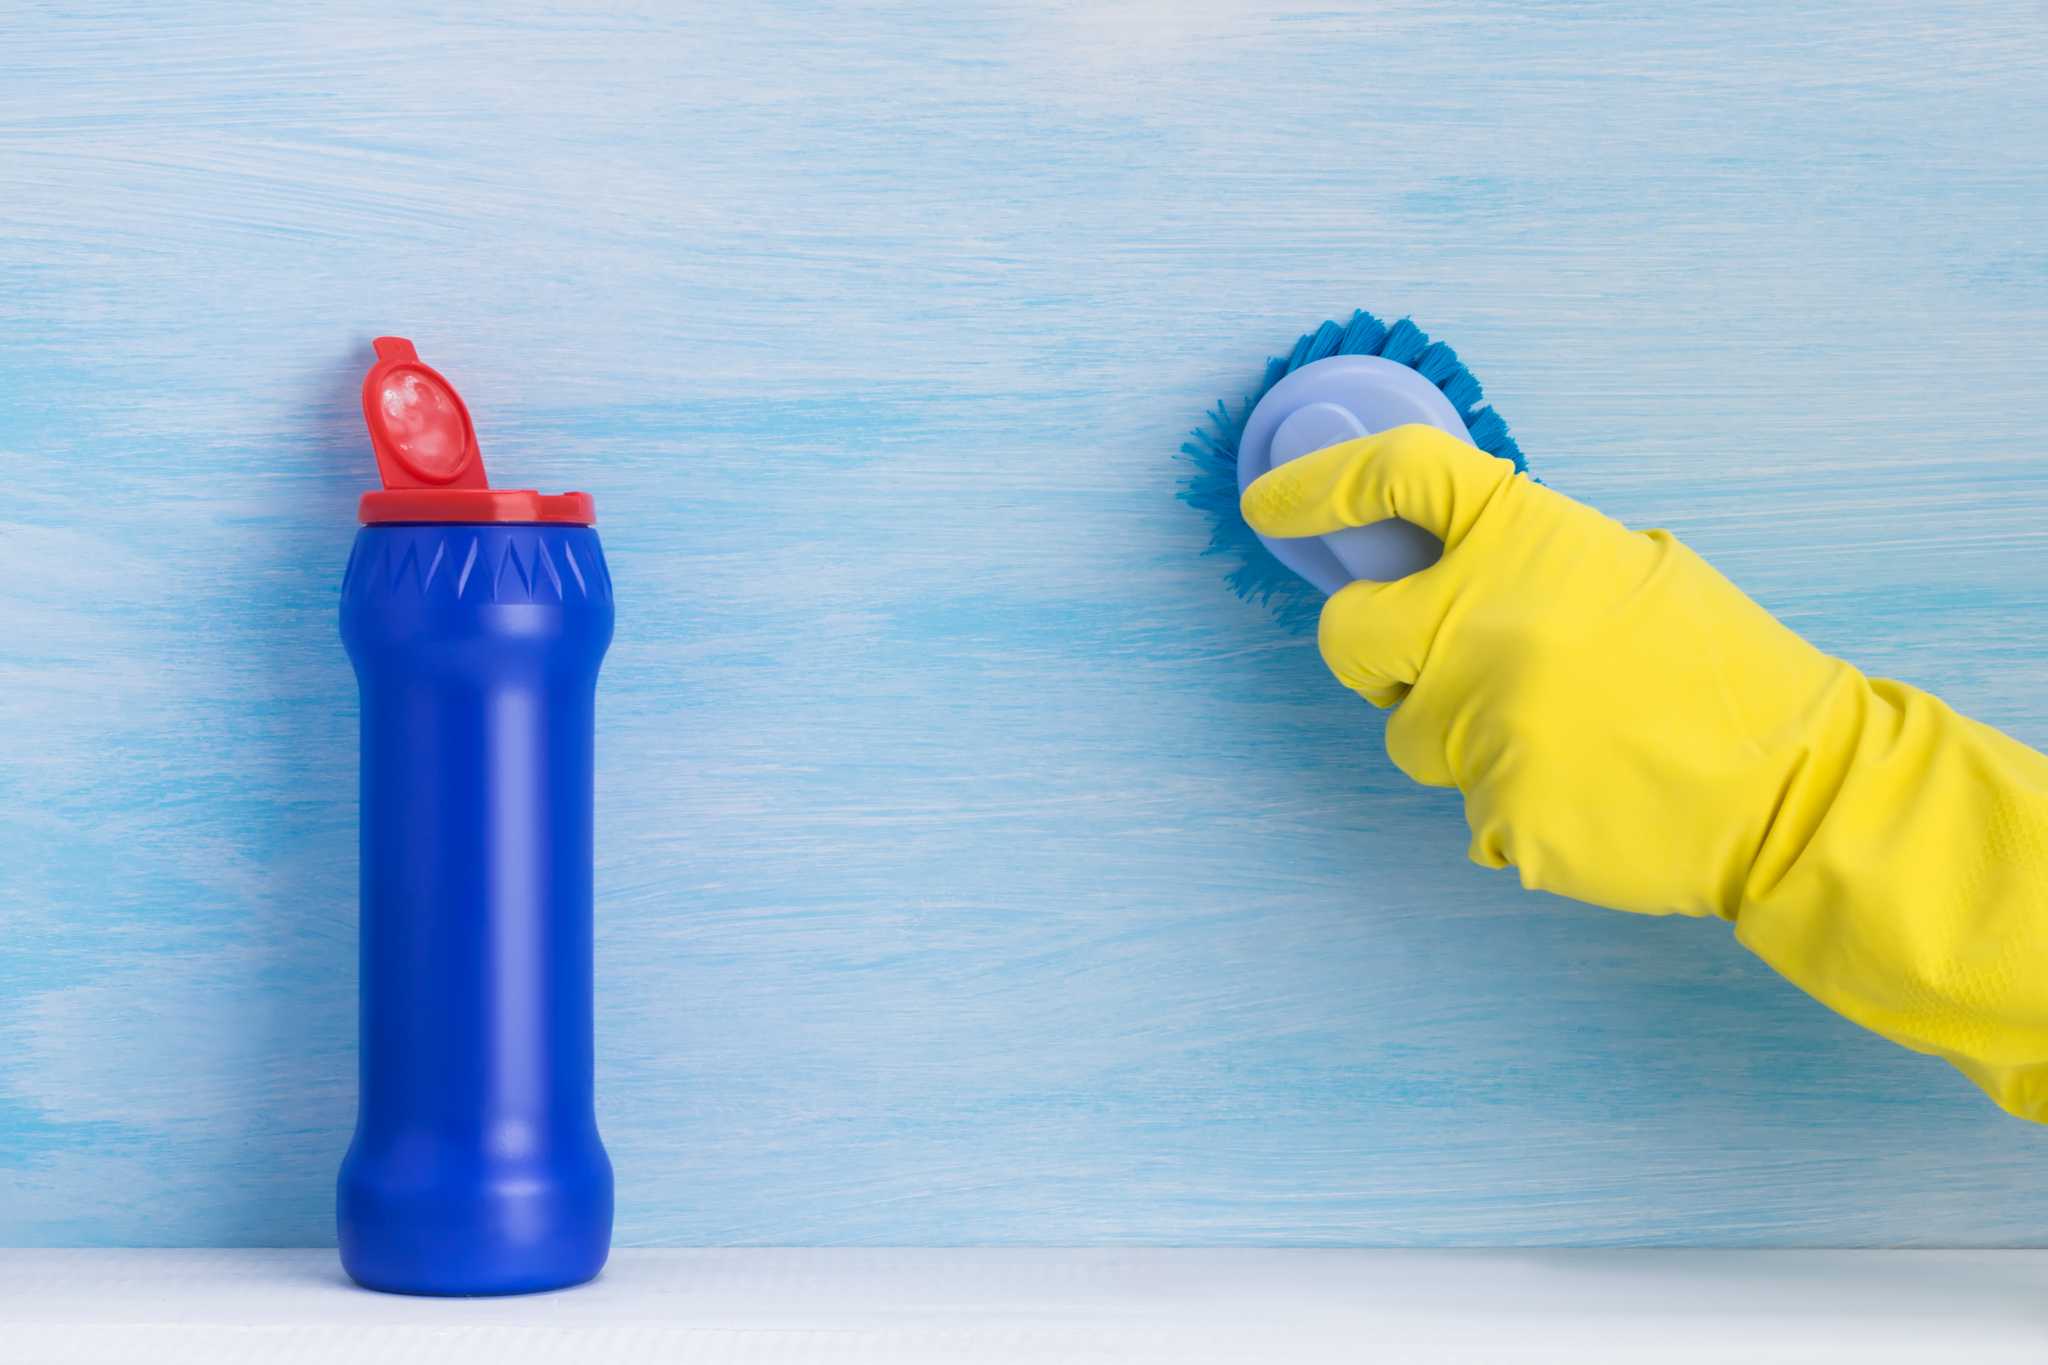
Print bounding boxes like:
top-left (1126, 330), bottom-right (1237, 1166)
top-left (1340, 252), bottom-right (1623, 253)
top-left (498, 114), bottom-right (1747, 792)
top-left (1242, 425), bottom-right (2048, 1120)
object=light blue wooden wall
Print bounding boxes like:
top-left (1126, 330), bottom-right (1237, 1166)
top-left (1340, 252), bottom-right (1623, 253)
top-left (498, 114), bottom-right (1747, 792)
top-left (4, 1), bottom-right (2047, 1247)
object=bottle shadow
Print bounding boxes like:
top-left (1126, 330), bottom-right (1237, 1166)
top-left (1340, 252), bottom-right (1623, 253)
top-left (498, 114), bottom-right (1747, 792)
top-left (219, 340), bottom-right (371, 1245)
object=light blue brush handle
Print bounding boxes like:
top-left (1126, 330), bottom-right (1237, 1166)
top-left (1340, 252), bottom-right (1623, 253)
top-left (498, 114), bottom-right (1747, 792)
top-left (1236, 355), bottom-right (1476, 593)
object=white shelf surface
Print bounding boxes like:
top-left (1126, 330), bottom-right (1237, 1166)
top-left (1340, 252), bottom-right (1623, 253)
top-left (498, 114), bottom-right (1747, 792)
top-left (5, 1248), bottom-right (2046, 1363)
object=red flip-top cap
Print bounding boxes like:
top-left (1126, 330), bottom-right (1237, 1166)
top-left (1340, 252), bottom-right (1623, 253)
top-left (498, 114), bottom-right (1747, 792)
top-left (358, 337), bottom-right (594, 525)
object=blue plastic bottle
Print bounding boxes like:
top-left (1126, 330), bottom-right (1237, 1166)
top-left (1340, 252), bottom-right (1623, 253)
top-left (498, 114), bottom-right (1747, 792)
top-left (337, 337), bottom-right (613, 1295)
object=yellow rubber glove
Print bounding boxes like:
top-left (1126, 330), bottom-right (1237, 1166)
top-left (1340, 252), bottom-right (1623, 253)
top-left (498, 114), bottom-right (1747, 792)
top-left (1242, 425), bottom-right (2048, 1120)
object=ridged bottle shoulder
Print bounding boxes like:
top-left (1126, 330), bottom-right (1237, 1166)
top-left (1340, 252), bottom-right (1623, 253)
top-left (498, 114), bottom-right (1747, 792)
top-left (341, 524), bottom-right (612, 610)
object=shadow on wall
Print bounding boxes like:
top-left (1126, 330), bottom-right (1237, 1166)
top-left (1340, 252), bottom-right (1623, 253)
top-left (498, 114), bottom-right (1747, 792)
top-left (224, 345), bottom-right (374, 1242)
top-left (156, 344), bottom-right (372, 1244)
top-left (0, 342), bottom-right (373, 1245)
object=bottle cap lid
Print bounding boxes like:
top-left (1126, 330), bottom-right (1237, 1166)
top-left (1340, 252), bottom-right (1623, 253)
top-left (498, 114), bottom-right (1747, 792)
top-left (358, 337), bottom-right (593, 525)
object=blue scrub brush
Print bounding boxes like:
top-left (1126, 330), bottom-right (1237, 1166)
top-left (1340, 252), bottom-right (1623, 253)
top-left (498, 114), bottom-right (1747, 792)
top-left (1180, 311), bottom-right (1528, 631)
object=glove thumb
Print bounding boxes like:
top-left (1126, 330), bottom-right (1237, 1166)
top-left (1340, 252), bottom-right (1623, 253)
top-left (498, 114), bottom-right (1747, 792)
top-left (1314, 573), bottom-right (1461, 708)
top-left (1241, 424), bottom-right (1516, 706)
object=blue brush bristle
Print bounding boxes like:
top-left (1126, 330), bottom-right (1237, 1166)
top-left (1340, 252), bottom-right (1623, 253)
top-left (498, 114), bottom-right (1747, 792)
top-left (1177, 309), bottom-right (1528, 634)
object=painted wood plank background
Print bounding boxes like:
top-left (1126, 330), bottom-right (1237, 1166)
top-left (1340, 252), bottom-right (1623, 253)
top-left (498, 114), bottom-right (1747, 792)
top-left (2, 0), bottom-right (2046, 1248)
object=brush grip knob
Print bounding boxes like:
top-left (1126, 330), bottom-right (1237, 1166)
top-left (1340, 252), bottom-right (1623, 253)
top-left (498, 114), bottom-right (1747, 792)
top-left (1269, 402), bottom-right (1445, 582)
top-left (1237, 355), bottom-right (1471, 594)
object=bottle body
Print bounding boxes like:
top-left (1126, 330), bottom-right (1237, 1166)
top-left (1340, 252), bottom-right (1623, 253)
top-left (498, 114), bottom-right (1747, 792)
top-left (338, 522), bottom-right (614, 1296)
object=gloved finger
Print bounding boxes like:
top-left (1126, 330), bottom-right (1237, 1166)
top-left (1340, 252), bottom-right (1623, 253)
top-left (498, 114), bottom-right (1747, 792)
top-left (1316, 569), bottom-right (1459, 712)
top-left (1384, 698), bottom-right (1458, 788)
top-left (1240, 423), bottom-right (1517, 552)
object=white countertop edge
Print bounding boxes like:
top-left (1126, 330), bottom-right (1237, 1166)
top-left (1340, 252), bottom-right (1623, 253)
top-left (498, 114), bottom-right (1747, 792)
top-left (5, 1247), bottom-right (2045, 1364)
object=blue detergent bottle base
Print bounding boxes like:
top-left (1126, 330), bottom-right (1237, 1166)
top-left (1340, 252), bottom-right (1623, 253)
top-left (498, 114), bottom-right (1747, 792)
top-left (338, 1113), bottom-right (613, 1296)
top-left (338, 338), bottom-right (614, 1296)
